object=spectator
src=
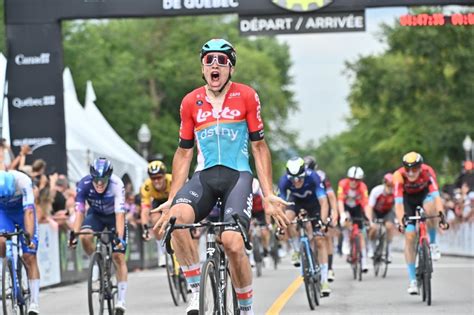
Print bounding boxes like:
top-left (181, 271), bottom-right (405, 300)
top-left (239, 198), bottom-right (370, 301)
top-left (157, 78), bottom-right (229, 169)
top-left (125, 191), bottom-right (139, 228)
top-left (50, 174), bottom-right (75, 230)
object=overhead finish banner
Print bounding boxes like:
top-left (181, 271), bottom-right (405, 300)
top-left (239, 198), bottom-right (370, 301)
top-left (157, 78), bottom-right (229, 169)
top-left (240, 11), bottom-right (365, 35)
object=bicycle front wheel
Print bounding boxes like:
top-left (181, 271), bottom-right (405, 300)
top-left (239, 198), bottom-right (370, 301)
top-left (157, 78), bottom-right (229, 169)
top-left (2, 258), bottom-right (16, 315)
top-left (300, 244), bottom-right (316, 310)
top-left (269, 233), bottom-right (279, 270)
top-left (17, 257), bottom-right (30, 315)
top-left (356, 237), bottom-right (362, 282)
top-left (165, 254), bottom-right (180, 306)
top-left (421, 239), bottom-right (432, 306)
top-left (88, 252), bottom-right (105, 315)
top-left (252, 236), bottom-right (263, 277)
top-left (225, 268), bottom-right (239, 314)
top-left (382, 238), bottom-right (389, 278)
top-left (199, 259), bottom-right (218, 315)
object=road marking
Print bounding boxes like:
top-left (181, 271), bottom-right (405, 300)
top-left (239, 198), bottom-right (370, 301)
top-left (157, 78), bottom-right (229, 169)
top-left (265, 276), bottom-right (303, 315)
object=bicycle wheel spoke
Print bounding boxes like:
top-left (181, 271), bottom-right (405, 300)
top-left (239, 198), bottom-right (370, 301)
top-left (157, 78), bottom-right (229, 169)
top-left (88, 254), bottom-right (104, 315)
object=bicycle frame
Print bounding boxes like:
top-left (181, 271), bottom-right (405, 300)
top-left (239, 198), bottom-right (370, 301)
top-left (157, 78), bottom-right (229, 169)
top-left (1, 228), bottom-right (28, 306)
top-left (297, 220), bottom-right (318, 277)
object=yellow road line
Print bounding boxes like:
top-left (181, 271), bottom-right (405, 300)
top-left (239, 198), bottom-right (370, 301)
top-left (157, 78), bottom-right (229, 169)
top-left (265, 276), bottom-right (303, 315)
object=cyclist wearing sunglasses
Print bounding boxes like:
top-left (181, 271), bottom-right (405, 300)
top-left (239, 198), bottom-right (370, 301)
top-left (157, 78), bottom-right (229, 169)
top-left (277, 157), bottom-right (331, 296)
top-left (304, 155), bottom-right (338, 282)
top-left (153, 38), bottom-right (290, 315)
top-left (0, 170), bottom-right (41, 314)
top-left (70, 158), bottom-right (128, 314)
top-left (140, 160), bottom-right (172, 266)
top-left (337, 166), bottom-right (370, 272)
top-left (393, 151), bottom-right (448, 295)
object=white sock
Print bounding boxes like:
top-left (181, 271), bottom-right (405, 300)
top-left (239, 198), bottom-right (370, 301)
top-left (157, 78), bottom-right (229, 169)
top-left (343, 229), bottom-right (349, 244)
top-left (320, 263), bottom-right (328, 283)
top-left (117, 281), bottom-right (127, 303)
top-left (156, 240), bottom-right (165, 256)
top-left (291, 237), bottom-right (299, 252)
top-left (29, 279), bottom-right (40, 305)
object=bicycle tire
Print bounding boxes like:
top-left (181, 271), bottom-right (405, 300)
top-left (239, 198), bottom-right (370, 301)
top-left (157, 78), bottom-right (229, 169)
top-left (356, 237), bottom-right (362, 282)
top-left (2, 257), bottom-right (16, 315)
top-left (269, 234), bottom-right (279, 270)
top-left (88, 252), bottom-right (105, 315)
top-left (350, 237), bottom-right (357, 280)
top-left (382, 238), bottom-right (389, 278)
top-left (253, 236), bottom-right (263, 277)
top-left (311, 240), bottom-right (321, 305)
top-left (199, 259), bottom-right (218, 315)
top-left (225, 268), bottom-right (239, 315)
top-left (165, 254), bottom-right (180, 306)
top-left (178, 270), bottom-right (188, 303)
top-left (17, 257), bottom-right (30, 315)
top-left (104, 258), bottom-right (116, 315)
top-left (422, 239), bottom-right (432, 306)
top-left (373, 232), bottom-right (384, 277)
top-left (300, 243), bottom-right (316, 310)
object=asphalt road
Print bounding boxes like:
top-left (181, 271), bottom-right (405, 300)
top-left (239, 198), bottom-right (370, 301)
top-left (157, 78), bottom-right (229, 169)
top-left (39, 252), bottom-right (473, 315)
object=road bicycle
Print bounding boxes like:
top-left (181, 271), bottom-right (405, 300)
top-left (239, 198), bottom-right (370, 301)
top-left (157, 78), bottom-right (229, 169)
top-left (73, 230), bottom-right (118, 315)
top-left (403, 206), bottom-right (448, 306)
top-left (268, 225), bottom-right (281, 270)
top-left (290, 213), bottom-right (328, 310)
top-left (165, 251), bottom-right (188, 306)
top-left (347, 217), bottom-right (367, 282)
top-left (372, 218), bottom-right (390, 278)
top-left (163, 213), bottom-right (251, 315)
top-left (0, 225), bottom-right (30, 315)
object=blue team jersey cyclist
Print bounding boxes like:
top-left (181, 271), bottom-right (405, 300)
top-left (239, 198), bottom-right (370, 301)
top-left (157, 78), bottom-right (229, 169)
top-left (278, 157), bottom-right (332, 296)
top-left (69, 158), bottom-right (128, 314)
top-left (0, 170), bottom-right (41, 315)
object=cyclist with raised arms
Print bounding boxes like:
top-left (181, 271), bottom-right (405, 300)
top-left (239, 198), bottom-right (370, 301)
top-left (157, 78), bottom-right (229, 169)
top-left (337, 166), bottom-right (370, 272)
top-left (140, 160), bottom-right (172, 267)
top-left (393, 152), bottom-right (448, 295)
top-left (153, 39), bottom-right (290, 315)
top-left (303, 155), bottom-right (338, 282)
top-left (365, 173), bottom-right (395, 260)
top-left (278, 156), bottom-right (331, 296)
top-left (0, 170), bottom-right (40, 315)
top-left (69, 158), bottom-right (128, 314)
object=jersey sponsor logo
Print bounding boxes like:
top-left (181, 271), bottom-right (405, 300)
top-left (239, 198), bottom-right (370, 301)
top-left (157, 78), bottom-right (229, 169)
top-left (228, 92), bottom-right (241, 99)
top-left (189, 190), bottom-right (199, 198)
top-left (196, 107), bottom-right (241, 123)
top-left (244, 193), bottom-right (252, 218)
top-left (175, 197), bottom-right (192, 204)
top-left (292, 190), bottom-right (313, 198)
top-left (199, 125), bottom-right (239, 141)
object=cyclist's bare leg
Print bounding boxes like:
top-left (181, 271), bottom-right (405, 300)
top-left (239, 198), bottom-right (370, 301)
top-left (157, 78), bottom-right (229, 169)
top-left (23, 253), bottom-right (40, 306)
top-left (169, 204), bottom-right (200, 266)
top-left (79, 229), bottom-right (95, 256)
top-left (404, 231), bottom-right (416, 264)
top-left (222, 231), bottom-right (252, 287)
top-left (423, 200), bottom-right (438, 244)
top-left (150, 211), bottom-right (163, 240)
top-left (112, 253), bottom-right (128, 282)
top-left (285, 210), bottom-right (298, 253)
top-left (385, 221), bottom-right (395, 242)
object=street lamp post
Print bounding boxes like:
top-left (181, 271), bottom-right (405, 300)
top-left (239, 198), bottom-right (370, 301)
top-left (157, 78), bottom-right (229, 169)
top-left (462, 135), bottom-right (472, 161)
top-left (137, 123), bottom-right (151, 160)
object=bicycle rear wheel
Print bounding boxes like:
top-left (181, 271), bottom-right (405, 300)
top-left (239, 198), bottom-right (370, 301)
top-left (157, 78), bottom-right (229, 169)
top-left (165, 253), bottom-right (180, 306)
top-left (382, 239), bottom-right (389, 278)
top-left (269, 233), bottom-right (279, 270)
top-left (88, 252), bottom-right (105, 315)
top-left (300, 244), bottom-right (316, 310)
top-left (373, 238), bottom-right (383, 277)
top-left (253, 236), bottom-right (263, 277)
top-left (421, 240), bottom-right (432, 306)
top-left (355, 237), bottom-right (362, 281)
top-left (2, 258), bottom-right (16, 315)
top-left (350, 238), bottom-right (357, 280)
top-left (17, 257), bottom-right (30, 314)
top-left (178, 270), bottom-right (189, 303)
top-left (199, 259), bottom-right (218, 315)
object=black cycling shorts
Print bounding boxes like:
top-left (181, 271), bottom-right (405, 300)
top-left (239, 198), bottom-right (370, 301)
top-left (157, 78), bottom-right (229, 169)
top-left (374, 210), bottom-right (395, 223)
top-left (81, 211), bottom-right (128, 253)
top-left (252, 211), bottom-right (267, 226)
top-left (172, 165), bottom-right (253, 231)
top-left (403, 188), bottom-right (429, 224)
top-left (344, 204), bottom-right (365, 228)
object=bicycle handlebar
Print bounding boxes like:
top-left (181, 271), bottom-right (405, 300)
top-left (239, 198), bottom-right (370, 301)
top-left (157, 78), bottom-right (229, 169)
top-left (403, 207), bottom-right (449, 229)
top-left (0, 227), bottom-right (31, 246)
top-left (161, 214), bottom-right (252, 255)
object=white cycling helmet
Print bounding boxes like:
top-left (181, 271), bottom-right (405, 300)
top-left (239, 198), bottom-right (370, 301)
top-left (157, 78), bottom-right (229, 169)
top-left (347, 166), bottom-right (364, 180)
top-left (286, 157), bottom-right (306, 177)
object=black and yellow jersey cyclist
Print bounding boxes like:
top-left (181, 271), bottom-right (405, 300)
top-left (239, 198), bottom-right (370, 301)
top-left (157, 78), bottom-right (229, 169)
top-left (140, 160), bottom-right (172, 241)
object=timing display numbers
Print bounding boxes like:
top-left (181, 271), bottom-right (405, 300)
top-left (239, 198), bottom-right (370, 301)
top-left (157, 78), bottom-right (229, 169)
top-left (400, 13), bottom-right (474, 27)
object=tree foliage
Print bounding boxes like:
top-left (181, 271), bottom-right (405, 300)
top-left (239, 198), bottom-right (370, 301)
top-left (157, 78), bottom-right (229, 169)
top-left (61, 16), bottom-right (297, 171)
top-left (309, 12), bottom-right (474, 187)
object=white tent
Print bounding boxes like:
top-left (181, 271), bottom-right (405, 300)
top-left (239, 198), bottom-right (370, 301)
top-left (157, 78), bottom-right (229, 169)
top-left (0, 59), bottom-right (147, 191)
top-left (64, 68), bottom-right (147, 190)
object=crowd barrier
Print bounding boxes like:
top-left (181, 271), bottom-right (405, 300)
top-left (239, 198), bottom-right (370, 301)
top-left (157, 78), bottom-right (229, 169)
top-left (391, 222), bottom-right (474, 258)
top-left (38, 222), bottom-right (158, 288)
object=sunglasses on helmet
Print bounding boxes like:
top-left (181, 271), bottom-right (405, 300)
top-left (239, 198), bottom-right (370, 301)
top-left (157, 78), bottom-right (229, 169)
top-left (202, 54), bottom-right (231, 67)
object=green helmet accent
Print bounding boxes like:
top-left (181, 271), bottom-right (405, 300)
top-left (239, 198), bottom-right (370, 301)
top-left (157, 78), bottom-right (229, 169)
top-left (200, 39), bottom-right (237, 66)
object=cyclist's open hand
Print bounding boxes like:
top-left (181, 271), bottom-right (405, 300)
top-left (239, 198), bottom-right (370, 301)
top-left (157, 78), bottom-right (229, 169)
top-left (152, 199), bottom-right (173, 237)
top-left (263, 194), bottom-right (291, 229)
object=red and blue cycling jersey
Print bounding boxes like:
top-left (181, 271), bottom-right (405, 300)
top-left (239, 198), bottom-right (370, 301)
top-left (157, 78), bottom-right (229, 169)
top-left (178, 82), bottom-right (264, 173)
